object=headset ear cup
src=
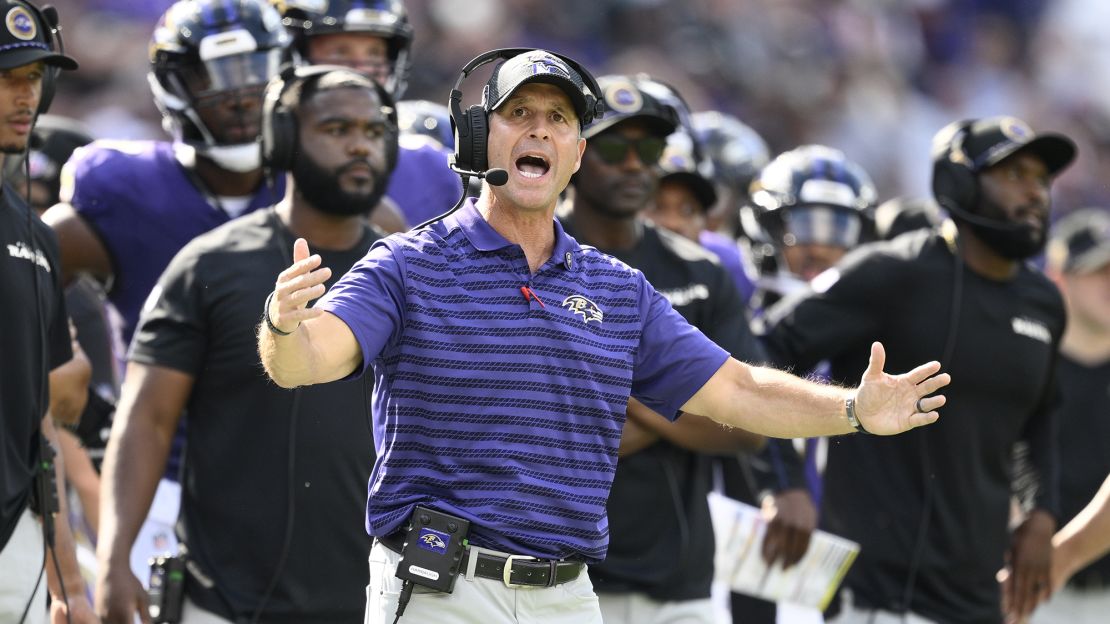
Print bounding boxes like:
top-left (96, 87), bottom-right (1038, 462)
top-left (466, 105), bottom-right (488, 173)
top-left (932, 158), bottom-right (977, 214)
top-left (261, 76), bottom-right (297, 171)
top-left (271, 109), bottom-right (297, 171)
top-left (36, 67), bottom-right (58, 115)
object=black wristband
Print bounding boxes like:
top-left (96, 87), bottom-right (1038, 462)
top-left (845, 397), bottom-right (871, 435)
top-left (263, 291), bottom-right (294, 336)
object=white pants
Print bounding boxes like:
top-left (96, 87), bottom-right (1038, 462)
top-left (0, 509), bottom-right (47, 624)
top-left (130, 478), bottom-right (180, 587)
top-left (1030, 584), bottom-right (1110, 624)
top-left (364, 541), bottom-right (602, 623)
top-left (180, 596), bottom-right (236, 624)
top-left (597, 591), bottom-right (715, 624)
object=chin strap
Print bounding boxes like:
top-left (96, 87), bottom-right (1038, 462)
top-left (198, 142), bottom-right (262, 173)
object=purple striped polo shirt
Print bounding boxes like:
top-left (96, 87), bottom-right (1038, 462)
top-left (317, 199), bottom-right (729, 562)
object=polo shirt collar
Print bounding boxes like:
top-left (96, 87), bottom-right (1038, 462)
top-left (448, 198), bottom-right (581, 271)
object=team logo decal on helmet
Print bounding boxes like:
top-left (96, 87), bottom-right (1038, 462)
top-left (6, 6), bottom-right (36, 41)
top-left (562, 295), bottom-right (604, 325)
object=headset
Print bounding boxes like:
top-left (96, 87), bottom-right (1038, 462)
top-left (260, 63), bottom-right (399, 172)
top-left (17, 1), bottom-right (66, 115)
top-left (447, 47), bottom-right (604, 183)
top-left (408, 49), bottom-right (604, 231)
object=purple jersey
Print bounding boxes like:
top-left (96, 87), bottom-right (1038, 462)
top-left (318, 199), bottom-right (730, 562)
top-left (386, 137), bottom-right (461, 227)
top-left (62, 141), bottom-right (284, 343)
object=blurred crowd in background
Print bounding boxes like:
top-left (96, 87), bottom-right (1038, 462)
top-left (38, 0), bottom-right (1110, 222)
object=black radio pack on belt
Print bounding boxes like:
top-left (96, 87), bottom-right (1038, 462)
top-left (394, 505), bottom-right (471, 593)
top-left (148, 553), bottom-right (186, 624)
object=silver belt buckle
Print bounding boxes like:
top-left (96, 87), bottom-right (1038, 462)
top-left (502, 554), bottom-right (534, 588)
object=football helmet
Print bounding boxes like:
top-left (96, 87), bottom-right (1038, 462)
top-left (274, 0), bottom-right (413, 97)
top-left (149, 0), bottom-right (291, 171)
top-left (691, 111), bottom-right (769, 195)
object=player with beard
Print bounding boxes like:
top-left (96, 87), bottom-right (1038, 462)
top-left (94, 66), bottom-right (398, 624)
top-left (40, 0), bottom-right (294, 591)
top-left (273, 0), bottom-right (461, 227)
top-left (760, 116), bottom-right (1076, 624)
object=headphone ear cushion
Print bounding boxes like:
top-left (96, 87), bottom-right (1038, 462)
top-left (466, 105), bottom-right (488, 173)
top-left (271, 109), bottom-right (298, 171)
top-left (932, 158), bottom-right (977, 214)
top-left (37, 68), bottom-right (58, 115)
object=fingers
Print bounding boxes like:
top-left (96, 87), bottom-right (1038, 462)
top-left (916, 372), bottom-right (951, 396)
top-left (862, 341), bottom-right (886, 380)
top-left (782, 525), bottom-right (812, 568)
top-left (916, 395), bottom-right (946, 413)
top-left (998, 567), bottom-right (1013, 616)
top-left (276, 270), bottom-right (332, 305)
top-left (903, 360), bottom-right (944, 385)
top-left (278, 251), bottom-right (324, 284)
top-left (292, 237), bottom-right (310, 264)
top-left (761, 524), bottom-right (784, 566)
top-left (905, 411), bottom-right (940, 429)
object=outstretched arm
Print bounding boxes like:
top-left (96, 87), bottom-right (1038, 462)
top-left (258, 238), bottom-right (363, 388)
top-left (626, 399), bottom-right (765, 454)
top-left (682, 342), bottom-right (949, 438)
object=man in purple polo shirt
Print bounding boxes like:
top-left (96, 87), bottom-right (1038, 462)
top-left (257, 48), bottom-right (952, 623)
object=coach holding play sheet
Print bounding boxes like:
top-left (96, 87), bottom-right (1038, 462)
top-left (257, 48), bottom-right (951, 623)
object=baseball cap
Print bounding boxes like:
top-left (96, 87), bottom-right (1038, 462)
top-left (658, 128), bottom-right (717, 211)
top-left (961, 116), bottom-right (1075, 175)
top-left (0, 0), bottom-right (77, 70)
top-left (1047, 209), bottom-right (1110, 274)
top-left (483, 49), bottom-right (599, 127)
top-left (582, 74), bottom-right (678, 139)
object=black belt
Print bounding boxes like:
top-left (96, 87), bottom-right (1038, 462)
top-left (378, 532), bottom-right (583, 588)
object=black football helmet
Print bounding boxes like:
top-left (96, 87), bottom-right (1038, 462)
top-left (273, 0), bottom-right (413, 98)
top-left (149, 0), bottom-right (290, 171)
top-left (691, 111), bottom-right (769, 195)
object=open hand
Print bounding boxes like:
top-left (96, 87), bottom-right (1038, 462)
top-left (268, 238), bottom-right (333, 335)
top-left (854, 342), bottom-right (950, 435)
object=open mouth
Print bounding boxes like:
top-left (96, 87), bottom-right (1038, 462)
top-left (515, 154), bottom-right (550, 179)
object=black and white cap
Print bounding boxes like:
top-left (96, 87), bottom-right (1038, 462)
top-left (482, 49), bottom-right (600, 127)
top-left (0, 0), bottom-right (77, 70)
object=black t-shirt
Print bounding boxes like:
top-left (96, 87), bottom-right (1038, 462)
top-left (0, 182), bottom-right (71, 551)
top-left (564, 219), bottom-right (765, 601)
top-left (129, 209), bottom-right (379, 623)
top-left (762, 230), bottom-right (1064, 623)
top-left (1055, 354), bottom-right (1110, 585)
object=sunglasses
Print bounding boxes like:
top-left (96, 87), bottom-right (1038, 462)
top-left (590, 135), bottom-right (666, 165)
